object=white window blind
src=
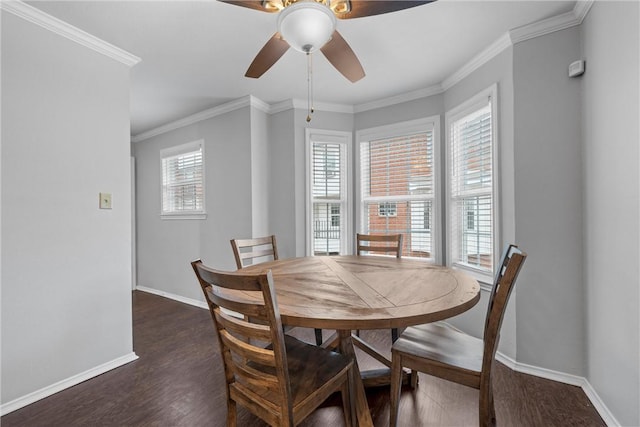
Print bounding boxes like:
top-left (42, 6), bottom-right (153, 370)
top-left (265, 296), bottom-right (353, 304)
top-left (448, 100), bottom-right (494, 272)
top-left (360, 130), bottom-right (434, 259)
top-left (161, 140), bottom-right (205, 217)
top-left (310, 139), bottom-right (348, 255)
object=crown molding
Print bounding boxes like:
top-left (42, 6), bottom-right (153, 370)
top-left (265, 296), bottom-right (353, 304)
top-left (268, 99), bottom-right (297, 115)
top-left (267, 99), bottom-right (354, 115)
top-left (1, 1), bottom-right (140, 67)
top-left (442, 32), bottom-right (512, 91)
top-left (132, 96), bottom-right (256, 142)
top-left (291, 99), bottom-right (354, 114)
top-left (269, 99), bottom-right (296, 114)
top-left (509, 10), bottom-right (581, 45)
top-left (573, 0), bottom-right (595, 25)
top-left (354, 84), bottom-right (444, 113)
top-left (249, 95), bottom-right (271, 114)
top-left (442, 1), bottom-right (590, 91)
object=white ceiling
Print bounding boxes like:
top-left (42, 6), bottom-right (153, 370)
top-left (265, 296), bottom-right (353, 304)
top-left (28, 0), bottom-right (576, 136)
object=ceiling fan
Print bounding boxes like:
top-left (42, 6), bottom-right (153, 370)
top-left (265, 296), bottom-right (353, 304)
top-left (219, 0), bottom-right (435, 83)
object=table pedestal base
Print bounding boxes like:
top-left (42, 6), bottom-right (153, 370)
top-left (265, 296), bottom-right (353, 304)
top-left (361, 367), bottom-right (416, 388)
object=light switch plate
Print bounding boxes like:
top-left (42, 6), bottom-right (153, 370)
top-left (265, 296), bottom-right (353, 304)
top-left (99, 192), bottom-right (112, 209)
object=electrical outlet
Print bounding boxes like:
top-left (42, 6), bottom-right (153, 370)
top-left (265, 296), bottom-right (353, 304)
top-left (99, 192), bottom-right (112, 209)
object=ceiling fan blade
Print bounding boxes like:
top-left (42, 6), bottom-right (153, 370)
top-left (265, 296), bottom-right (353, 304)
top-left (217, 1), bottom-right (273, 13)
top-left (320, 30), bottom-right (365, 83)
top-left (337, 0), bottom-right (435, 19)
top-left (245, 33), bottom-right (290, 78)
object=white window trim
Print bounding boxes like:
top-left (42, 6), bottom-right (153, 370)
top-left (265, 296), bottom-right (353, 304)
top-left (160, 139), bottom-right (207, 220)
top-left (445, 84), bottom-right (500, 285)
top-left (356, 116), bottom-right (441, 263)
top-left (305, 129), bottom-right (353, 256)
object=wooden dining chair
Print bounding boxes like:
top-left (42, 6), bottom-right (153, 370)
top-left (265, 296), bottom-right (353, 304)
top-left (389, 244), bottom-right (527, 427)
top-left (230, 235), bottom-right (279, 269)
top-left (191, 260), bottom-right (354, 427)
top-left (356, 233), bottom-right (403, 258)
top-left (231, 235), bottom-right (324, 347)
top-left (356, 233), bottom-right (404, 342)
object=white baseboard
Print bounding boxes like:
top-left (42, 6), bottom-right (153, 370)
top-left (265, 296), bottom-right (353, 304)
top-left (136, 285), bottom-right (208, 310)
top-left (496, 351), bottom-right (619, 426)
top-left (496, 351), bottom-right (584, 386)
top-left (1, 352), bottom-right (138, 416)
top-left (580, 379), bottom-right (620, 427)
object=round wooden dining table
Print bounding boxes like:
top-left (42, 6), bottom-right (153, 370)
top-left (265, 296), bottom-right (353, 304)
top-left (241, 255), bottom-right (481, 426)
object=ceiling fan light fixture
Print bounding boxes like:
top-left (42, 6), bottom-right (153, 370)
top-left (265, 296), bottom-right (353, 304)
top-left (329, 0), bottom-right (351, 14)
top-left (277, 1), bottom-right (336, 53)
top-left (264, 0), bottom-right (351, 14)
top-left (262, 0), bottom-right (284, 11)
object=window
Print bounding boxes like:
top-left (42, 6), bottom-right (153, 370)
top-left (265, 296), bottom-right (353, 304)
top-left (358, 117), bottom-right (439, 260)
top-left (306, 129), bottom-right (351, 256)
top-left (446, 85), bottom-right (498, 278)
top-left (160, 140), bottom-right (206, 219)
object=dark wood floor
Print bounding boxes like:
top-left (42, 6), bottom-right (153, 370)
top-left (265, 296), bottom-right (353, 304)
top-left (2, 291), bottom-right (605, 426)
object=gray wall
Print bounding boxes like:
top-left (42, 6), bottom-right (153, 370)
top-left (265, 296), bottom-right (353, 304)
top-left (581, 2), bottom-right (640, 425)
top-left (513, 26), bottom-right (585, 376)
top-left (355, 95), bottom-right (444, 130)
top-left (268, 109), bottom-right (297, 258)
top-left (250, 106), bottom-right (270, 237)
top-left (1, 12), bottom-right (134, 404)
top-left (134, 107), bottom-right (256, 301)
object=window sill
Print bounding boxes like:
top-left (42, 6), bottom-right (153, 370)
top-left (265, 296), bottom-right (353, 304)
top-left (160, 212), bottom-right (207, 220)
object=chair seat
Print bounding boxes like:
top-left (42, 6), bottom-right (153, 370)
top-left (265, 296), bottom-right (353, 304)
top-left (240, 335), bottom-right (352, 408)
top-left (393, 322), bottom-right (483, 374)
top-left (390, 245), bottom-right (527, 427)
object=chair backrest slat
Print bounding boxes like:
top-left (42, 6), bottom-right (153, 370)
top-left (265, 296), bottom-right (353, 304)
top-left (208, 289), bottom-right (268, 320)
top-left (218, 329), bottom-right (278, 367)
top-left (356, 233), bottom-right (403, 258)
top-left (213, 308), bottom-right (272, 341)
top-left (231, 235), bottom-right (279, 269)
top-left (232, 361), bottom-right (280, 392)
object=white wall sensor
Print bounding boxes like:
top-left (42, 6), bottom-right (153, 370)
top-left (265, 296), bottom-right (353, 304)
top-left (569, 60), bottom-right (585, 77)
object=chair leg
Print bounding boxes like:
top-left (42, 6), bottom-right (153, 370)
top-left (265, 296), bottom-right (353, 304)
top-left (389, 352), bottom-right (403, 427)
top-left (226, 400), bottom-right (237, 427)
top-left (314, 328), bottom-right (323, 346)
top-left (479, 383), bottom-right (496, 427)
top-left (489, 385), bottom-right (496, 425)
top-left (340, 378), bottom-right (354, 427)
top-left (392, 327), bottom-right (399, 343)
top-left (409, 370), bottom-right (419, 388)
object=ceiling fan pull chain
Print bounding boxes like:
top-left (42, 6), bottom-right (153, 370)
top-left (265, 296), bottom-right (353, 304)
top-left (306, 52), bottom-right (314, 123)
